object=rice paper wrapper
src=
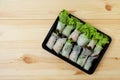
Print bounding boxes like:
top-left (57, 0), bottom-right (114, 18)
top-left (69, 29), bottom-right (80, 42)
top-left (62, 25), bottom-right (74, 37)
top-left (87, 39), bottom-right (97, 49)
top-left (77, 34), bottom-right (89, 47)
top-left (53, 38), bottom-right (67, 53)
top-left (69, 45), bottom-right (81, 62)
top-left (84, 56), bottom-right (97, 70)
top-left (91, 45), bottom-right (103, 57)
top-left (56, 21), bottom-right (65, 33)
top-left (61, 42), bottom-right (73, 58)
top-left (46, 32), bottom-right (59, 49)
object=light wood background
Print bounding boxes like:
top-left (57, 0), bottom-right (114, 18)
top-left (0, 0), bottom-right (120, 80)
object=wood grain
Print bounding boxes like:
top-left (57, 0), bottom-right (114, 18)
top-left (0, 0), bottom-right (120, 80)
top-left (0, 0), bottom-right (120, 19)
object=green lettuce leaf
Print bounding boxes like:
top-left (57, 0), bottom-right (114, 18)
top-left (92, 32), bottom-right (102, 40)
top-left (76, 21), bottom-right (83, 31)
top-left (67, 38), bottom-right (73, 43)
top-left (80, 24), bottom-right (91, 39)
top-left (59, 9), bottom-right (69, 24)
top-left (80, 23), bottom-right (98, 39)
top-left (86, 23), bottom-right (97, 39)
top-left (97, 35), bottom-right (109, 47)
top-left (67, 16), bottom-right (79, 27)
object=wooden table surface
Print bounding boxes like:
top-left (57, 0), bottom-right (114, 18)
top-left (0, 0), bottom-right (120, 80)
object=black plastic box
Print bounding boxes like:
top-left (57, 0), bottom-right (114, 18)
top-left (42, 14), bottom-right (112, 74)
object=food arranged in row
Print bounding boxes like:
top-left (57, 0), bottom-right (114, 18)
top-left (46, 10), bottom-right (109, 71)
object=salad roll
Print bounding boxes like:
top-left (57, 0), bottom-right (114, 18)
top-left (91, 35), bottom-right (109, 56)
top-left (61, 39), bottom-right (73, 58)
top-left (87, 29), bottom-right (101, 49)
top-left (53, 38), bottom-right (67, 53)
top-left (91, 45), bottom-right (103, 57)
top-left (46, 32), bottom-right (59, 49)
top-left (62, 17), bottom-right (78, 37)
top-left (62, 25), bottom-right (74, 37)
top-left (69, 22), bottom-right (83, 42)
top-left (57, 10), bottom-right (69, 33)
top-left (87, 39), bottom-right (97, 49)
top-left (77, 33), bottom-right (90, 47)
top-left (57, 21), bottom-right (65, 33)
top-left (84, 56), bottom-right (97, 70)
top-left (69, 45), bottom-right (81, 62)
top-left (77, 47), bottom-right (92, 67)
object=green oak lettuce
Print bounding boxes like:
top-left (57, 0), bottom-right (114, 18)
top-left (56, 9), bottom-right (69, 33)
